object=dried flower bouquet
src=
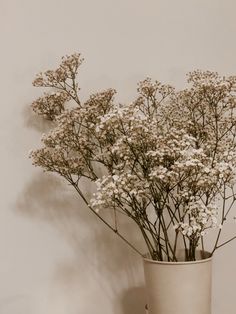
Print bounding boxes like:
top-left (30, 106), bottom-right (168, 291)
top-left (30, 53), bottom-right (236, 261)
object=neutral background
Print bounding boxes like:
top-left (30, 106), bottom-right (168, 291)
top-left (1, 0), bottom-right (236, 313)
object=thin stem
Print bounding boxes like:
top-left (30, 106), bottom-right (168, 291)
top-left (173, 231), bottom-right (179, 258)
top-left (201, 236), bottom-right (205, 259)
top-left (216, 235), bottom-right (236, 250)
top-left (211, 183), bottom-right (227, 255)
top-left (70, 180), bottom-right (143, 257)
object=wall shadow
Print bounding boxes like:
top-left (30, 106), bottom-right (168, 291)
top-left (16, 171), bottom-right (146, 314)
top-left (119, 286), bottom-right (147, 314)
top-left (22, 105), bottom-right (55, 133)
top-left (18, 100), bottom-right (147, 313)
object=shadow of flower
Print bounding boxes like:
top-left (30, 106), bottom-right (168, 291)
top-left (16, 171), bottom-right (146, 313)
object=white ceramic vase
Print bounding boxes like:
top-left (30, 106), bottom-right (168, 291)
top-left (143, 250), bottom-right (212, 314)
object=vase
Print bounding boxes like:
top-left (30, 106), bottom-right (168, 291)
top-left (143, 250), bottom-right (212, 314)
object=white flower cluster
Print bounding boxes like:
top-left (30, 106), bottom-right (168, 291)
top-left (137, 77), bottom-right (174, 99)
top-left (33, 53), bottom-right (83, 87)
top-left (31, 91), bottom-right (70, 120)
top-left (29, 147), bottom-right (87, 176)
top-left (174, 200), bottom-right (219, 237)
top-left (90, 172), bottom-right (151, 213)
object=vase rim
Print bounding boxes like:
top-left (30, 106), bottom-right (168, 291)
top-left (143, 250), bottom-right (213, 265)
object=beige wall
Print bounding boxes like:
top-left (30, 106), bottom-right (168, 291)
top-left (1, 0), bottom-right (236, 313)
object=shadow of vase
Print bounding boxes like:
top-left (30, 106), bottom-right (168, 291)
top-left (119, 286), bottom-right (147, 314)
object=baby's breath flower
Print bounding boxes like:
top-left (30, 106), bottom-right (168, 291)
top-left (30, 55), bottom-right (236, 261)
top-left (31, 91), bottom-right (70, 120)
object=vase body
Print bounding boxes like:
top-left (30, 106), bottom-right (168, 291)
top-left (143, 250), bottom-right (212, 314)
